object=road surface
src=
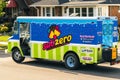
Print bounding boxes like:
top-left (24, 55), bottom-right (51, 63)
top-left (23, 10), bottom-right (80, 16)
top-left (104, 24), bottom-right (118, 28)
top-left (0, 51), bottom-right (120, 80)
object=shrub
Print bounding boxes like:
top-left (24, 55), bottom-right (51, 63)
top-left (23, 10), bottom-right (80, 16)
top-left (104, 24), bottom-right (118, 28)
top-left (0, 24), bottom-right (8, 35)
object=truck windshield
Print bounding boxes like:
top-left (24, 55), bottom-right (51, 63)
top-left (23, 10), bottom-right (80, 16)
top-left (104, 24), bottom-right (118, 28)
top-left (13, 21), bottom-right (18, 34)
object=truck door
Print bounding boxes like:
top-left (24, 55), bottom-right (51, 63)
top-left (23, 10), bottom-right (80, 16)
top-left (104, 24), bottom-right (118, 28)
top-left (19, 23), bottom-right (30, 56)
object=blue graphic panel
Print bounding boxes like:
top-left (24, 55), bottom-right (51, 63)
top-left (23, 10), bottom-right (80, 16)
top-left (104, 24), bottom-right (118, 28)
top-left (102, 19), bottom-right (114, 48)
top-left (10, 17), bottom-right (118, 46)
top-left (113, 20), bottom-right (119, 42)
top-left (31, 23), bottom-right (50, 41)
top-left (31, 20), bottom-right (99, 44)
top-left (10, 34), bottom-right (19, 40)
top-left (97, 21), bottom-right (102, 44)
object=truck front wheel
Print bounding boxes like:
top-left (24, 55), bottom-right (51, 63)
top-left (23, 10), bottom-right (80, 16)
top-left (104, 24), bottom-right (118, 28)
top-left (12, 48), bottom-right (25, 63)
top-left (64, 53), bottom-right (80, 70)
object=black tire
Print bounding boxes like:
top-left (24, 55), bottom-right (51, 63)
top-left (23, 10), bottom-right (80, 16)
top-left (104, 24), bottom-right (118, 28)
top-left (64, 53), bottom-right (80, 70)
top-left (12, 48), bottom-right (25, 63)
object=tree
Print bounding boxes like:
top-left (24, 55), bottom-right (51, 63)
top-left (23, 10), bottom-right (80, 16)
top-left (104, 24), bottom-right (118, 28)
top-left (0, 0), bottom-right (6, 17)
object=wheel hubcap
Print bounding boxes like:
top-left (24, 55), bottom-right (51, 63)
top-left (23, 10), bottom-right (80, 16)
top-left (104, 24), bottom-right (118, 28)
top-left (67, 56), bottom-right (75, 67)
top-left (14, 51), bottom-right (21, 60)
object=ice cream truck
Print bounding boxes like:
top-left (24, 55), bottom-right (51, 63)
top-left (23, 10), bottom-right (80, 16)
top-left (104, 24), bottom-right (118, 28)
top-left (7, 16), bottom-right (120, 69)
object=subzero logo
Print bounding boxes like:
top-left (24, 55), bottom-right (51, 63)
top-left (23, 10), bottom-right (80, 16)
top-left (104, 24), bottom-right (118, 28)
top-left (43, 25), bottom-right (72, 50)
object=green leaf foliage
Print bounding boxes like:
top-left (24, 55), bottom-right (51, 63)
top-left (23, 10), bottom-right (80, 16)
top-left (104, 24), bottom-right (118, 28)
top-left (0, 0), bottom-right (6, 17)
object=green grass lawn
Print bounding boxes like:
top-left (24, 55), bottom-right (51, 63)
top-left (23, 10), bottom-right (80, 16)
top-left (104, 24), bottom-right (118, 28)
top-left (0, 35), bottom-right (10, 50)
top-left (0, 35), bottom-right (10, 42)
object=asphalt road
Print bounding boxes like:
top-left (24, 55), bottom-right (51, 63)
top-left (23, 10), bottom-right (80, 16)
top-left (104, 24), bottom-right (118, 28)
top-left (0, 51), bottom-right (120, 80)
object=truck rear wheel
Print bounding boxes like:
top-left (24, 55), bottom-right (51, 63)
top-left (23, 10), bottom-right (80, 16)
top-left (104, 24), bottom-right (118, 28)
top-left (12, 48), bottom-right (25, 63)
top-left (64, 53), bottom-right (80, 70)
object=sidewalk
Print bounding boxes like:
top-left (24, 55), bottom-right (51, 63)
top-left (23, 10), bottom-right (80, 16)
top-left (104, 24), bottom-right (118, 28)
top-left (118, 42), bottom-right (120, 54)
top-left (0, 42), bottom-right (8, 45)
top-left (0, 42), bottom-right (8, 53)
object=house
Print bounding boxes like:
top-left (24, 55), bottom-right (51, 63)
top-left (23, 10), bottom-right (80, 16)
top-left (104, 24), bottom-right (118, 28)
top-left (29, 0), bottom-right (105, 17)
top-left (6, 0), bottom-right (37, 17)
top-left (5, 0), bottom-right (120, 25)
top-left (29, 0), bottom-right (120, 25)
top-left (101, 0), bottom-right (120, 25)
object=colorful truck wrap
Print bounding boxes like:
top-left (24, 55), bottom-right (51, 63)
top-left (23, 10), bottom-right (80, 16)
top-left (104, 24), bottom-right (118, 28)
top-left (8, 17), bottom-right (119, 69)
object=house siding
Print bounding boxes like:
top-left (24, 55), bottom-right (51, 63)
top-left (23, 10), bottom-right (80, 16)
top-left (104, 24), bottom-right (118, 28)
top-left (109, 6), bottom-right (120, 25)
